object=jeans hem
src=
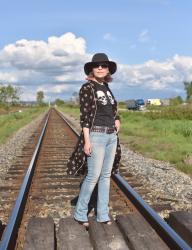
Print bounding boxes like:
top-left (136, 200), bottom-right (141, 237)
top-left (96, 216), bottom-right (110, 222)
top-left (74, 214), bottom-right (88, 222)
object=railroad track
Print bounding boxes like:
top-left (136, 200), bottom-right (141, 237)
top-left (0, 108), bottom-right (191, 250)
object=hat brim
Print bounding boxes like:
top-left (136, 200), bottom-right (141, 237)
top-left (84, 61), bottom-right (117, 75)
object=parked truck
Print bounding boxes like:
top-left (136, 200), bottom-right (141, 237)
top-left (146, 99), bottom-right (162, 106)
top-left (126, 99), bottom-right (145, 111)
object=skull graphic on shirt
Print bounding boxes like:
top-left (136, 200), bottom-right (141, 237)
top-left (96, 90), bottom-right (107, 105)
top-left (107, 91), bottom-right (114, 104)
top-left (96, 90), bottom-right (115, 105)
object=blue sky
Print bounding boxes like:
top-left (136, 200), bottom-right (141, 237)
top-left (0, 0), bottom-right (192, 101)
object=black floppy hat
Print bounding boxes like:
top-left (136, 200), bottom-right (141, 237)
top-left (84, 53), bottom-right (117, 75)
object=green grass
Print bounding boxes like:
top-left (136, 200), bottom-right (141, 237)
top-left (0, 107), bottom-right (48, 144)
top-left (119, 111), bottom-right (192, 175)
top-left (58, 103), bottom-right (192, 175)
top-left (58, 104), bottom-right (80, 119)
top-left (145, 104), bottom-right (192, 120)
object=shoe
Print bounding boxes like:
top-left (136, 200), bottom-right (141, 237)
top-left (70, 196), bottom-right (78, 206)
top-left (101, 220), bottom-right (112, 225)
top-left (74, 218), bottom-right (89, 228)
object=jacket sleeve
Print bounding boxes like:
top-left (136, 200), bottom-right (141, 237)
top-left (79, 85), bottom-right (91, 128)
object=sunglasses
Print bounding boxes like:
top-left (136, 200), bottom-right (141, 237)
top-left (92, 62), bottom-right (109, 69)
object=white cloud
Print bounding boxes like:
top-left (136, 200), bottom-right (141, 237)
top-left (37, 83), bottom-right (73, 94)
top-left (0, 32), bottom-right (92, 100)
top-left (138, 29), bottom-right (150, 43)
top-left (103, 33), bottom-right (116, 42)
top-left (0, 32), bottom-right (90, 83)
top-left (115, 55), bottom-right (192, 92)
top-left (0, 72), bottom-right (19, 83)
top-left (20, 92), bottom-right (37, 102)
top-left (0, 32), bottom-right (192, 100)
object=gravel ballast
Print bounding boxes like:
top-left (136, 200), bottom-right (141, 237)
top-left (0, 112), bottom-right (46, 184)
top-left (0, 110), bottom-right (191, 217)
top-left (61, 112), bottom-right (192, 216)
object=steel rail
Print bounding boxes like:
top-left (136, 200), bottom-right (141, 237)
top-left (112, 174), bottom-right (191, 250)
top-left (2, 108), bottom-right (189, 249)
top-left (0, 109), bottom-right (51, 250)
top-left (55, 109), bottom-right (80, 136)
top-left (58, 109), bottom-right (191, 250)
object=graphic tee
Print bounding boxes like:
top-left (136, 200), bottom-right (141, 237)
top-left (93, 82), bottom-right (115, 127)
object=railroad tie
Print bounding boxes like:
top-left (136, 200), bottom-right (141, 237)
top-left (23, 217), bottom-right (55, 250)
top-left (169, 211), bottom-right (192, 247)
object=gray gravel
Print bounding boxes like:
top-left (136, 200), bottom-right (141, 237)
top-left (60, 111), bottom-right (192, 217)
top-left (0, 112), bottom-right (46, 184)
top-left (0, 110), bottom-right (191, 218)
top-left (121, 144), bottom-right (192, 216)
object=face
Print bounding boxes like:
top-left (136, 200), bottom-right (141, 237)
top-left (92, 62), bottom-right (109, 79)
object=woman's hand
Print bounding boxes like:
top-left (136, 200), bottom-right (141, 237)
top-left (82, 127), bottom-right (92, 155)
top-left (115, 119), bottom-right (121, 133)
top-left (84, 141), bottom-right (92, 156)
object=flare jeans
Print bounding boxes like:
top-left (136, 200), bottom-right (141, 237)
top-left (74, 130), bottom-right (117, 222)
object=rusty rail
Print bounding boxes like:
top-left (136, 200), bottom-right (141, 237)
top-left (0, 108), bottom-right (191, 250)
top-left (0, 110), bottom-right (51, 250)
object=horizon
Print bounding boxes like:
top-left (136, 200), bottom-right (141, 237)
top-left (0, 0), bottom-right (191, 101)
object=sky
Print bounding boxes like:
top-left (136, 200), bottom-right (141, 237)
top-left (0, 0), bottom-right (192, 101)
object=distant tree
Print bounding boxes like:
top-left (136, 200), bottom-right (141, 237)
top-left (6, 84), bottom-right (21, 104)
top-left (71, 91), bottom-right (79, 104)
top-left (0, 83), bottom-right (21, 105)
top-left (118, 101), bottom-right (126, 105)
top-left (36, 91), bottom-right (44, 105)
top-left (0, 85), bottom-right (7, 103)
top-left (169, 96), bottom-right (183, 106)
top-left (184, 81), bottom-right (192, 101)
top-left (54, 98), bottom-right (65, 106)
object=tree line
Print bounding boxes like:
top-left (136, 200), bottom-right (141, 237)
top-left (184, 81), bottom-right (192, 102)
top-left (0, 84), bottom-right (21, 105)
top-left (0, 84), bottom-right (45, 106)
top-left (0, 81), bottom-right (192, 107)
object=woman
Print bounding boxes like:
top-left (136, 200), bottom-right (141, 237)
top-left (67, 53), bottom-right (121, 228)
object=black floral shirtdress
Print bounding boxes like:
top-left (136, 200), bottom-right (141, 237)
top-left (66, 80), bottom-right (121, 176)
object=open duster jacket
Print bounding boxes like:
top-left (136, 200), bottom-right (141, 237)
top-left (66, 80), bottom-right (121, 176)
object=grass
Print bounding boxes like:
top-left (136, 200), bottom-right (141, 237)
top-left (59, 104), bottom-right (80, 118)
top-left (145, 104), bottom-right (192, 120)
top-left (119, 110), bottom-right (192, 175)
top-left (0, 105), bottom-right (23, 115)
top-left (0, 107), bottom-right (48, 144)
top-left (58, 103), bottom-right (192, 176)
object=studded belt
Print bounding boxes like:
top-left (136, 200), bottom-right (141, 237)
top-left (90, 125), bottom-right (116, 134)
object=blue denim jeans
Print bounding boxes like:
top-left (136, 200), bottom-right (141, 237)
top-left (74, 130), bottom-right (117, 222)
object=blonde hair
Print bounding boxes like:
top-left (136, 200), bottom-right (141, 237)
top-left (86, 71), bottom-right (113, 83)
